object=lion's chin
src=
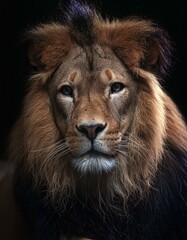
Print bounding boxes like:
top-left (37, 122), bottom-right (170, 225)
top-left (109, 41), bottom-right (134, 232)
top-left (71, 151), bottom-right (117, 174)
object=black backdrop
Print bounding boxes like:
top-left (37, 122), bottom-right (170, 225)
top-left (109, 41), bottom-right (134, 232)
top-left (0, 0), bottom-right (186, 156)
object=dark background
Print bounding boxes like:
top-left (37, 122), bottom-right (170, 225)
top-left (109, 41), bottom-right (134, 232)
top-left (0, 0), bottom-right (186, 157)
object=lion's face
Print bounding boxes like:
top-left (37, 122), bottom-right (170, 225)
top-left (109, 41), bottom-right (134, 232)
top-left (49, 45), bottom-right (137, 174)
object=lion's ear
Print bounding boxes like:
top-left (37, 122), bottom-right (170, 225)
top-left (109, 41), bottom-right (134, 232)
top-left (27, 23), bottom-right (72, 69)
top-left (101, 19), bottom-right (173, 77)
top-left (141, 37), bottom-right (160, 67)
top-left (140, 29), bottom-right (173, 77)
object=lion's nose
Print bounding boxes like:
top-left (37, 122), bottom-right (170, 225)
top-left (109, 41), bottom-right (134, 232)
top-left (76, 123), bottom-right (106, 141)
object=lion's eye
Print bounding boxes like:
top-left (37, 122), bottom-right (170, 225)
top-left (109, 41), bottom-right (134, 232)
top-left (110, 82), bottom-right (125, 94)
top-left (60, 85), bottom-right (73, 97)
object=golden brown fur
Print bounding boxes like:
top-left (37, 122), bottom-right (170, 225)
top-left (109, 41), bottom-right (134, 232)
top-left (8, 15), bottom-right (187, 207)
top-left (3, 2), bottom-right (187, 238)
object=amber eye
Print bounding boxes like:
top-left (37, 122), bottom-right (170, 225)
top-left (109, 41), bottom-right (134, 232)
top-left (60, 85), bottom-right (73, 97)
top-left (110, 82), bottom-right (125, 94)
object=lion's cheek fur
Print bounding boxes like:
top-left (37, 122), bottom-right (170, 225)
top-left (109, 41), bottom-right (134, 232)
top-left (118, 71), bottom-right (166, 190)
top-left (9, 88), bottom-right (59, 181)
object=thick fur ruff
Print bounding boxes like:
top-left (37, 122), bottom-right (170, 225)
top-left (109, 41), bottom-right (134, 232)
top-left (8, 1), bottom-right (187, 239)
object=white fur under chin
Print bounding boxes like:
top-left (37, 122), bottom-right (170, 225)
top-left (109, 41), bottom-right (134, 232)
top-left (72, 152), bottom-right (117, 174)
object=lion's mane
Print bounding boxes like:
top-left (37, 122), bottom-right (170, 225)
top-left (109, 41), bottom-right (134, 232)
top-left (7, 1), bottom-right (187, 240)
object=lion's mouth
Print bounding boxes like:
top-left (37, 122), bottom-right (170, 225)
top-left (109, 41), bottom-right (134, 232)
top-left (71, 150), bottom-right (117, 174)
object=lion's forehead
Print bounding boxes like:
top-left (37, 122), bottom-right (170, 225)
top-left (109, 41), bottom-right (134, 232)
top-left (54, 44), bottom-right (130, 84)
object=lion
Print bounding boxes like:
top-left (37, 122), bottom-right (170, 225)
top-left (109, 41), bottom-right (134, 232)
top-left (1, 1), bottom-right (187, 240)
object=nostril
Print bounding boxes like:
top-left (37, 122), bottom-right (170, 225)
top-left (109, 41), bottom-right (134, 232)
top-left (95, 124), bottom-right (106, 134)
top-left (76, 123), bottom-right (106, 141)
